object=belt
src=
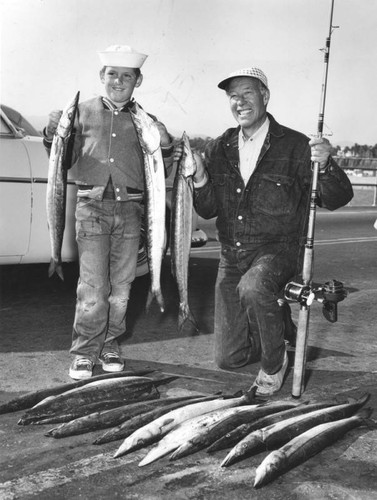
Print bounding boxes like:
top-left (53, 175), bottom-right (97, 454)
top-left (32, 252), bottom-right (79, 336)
top-left (77, 185), bottom-right (142, 199)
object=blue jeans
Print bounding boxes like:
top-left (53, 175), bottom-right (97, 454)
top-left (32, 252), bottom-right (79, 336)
top-left (70, 198), bottom-right (142, 362)
top-left (214, 242), bottom-right (298, 374)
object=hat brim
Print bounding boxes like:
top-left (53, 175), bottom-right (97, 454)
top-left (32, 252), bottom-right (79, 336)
top-left (98, 52), bottom-right (148, 69)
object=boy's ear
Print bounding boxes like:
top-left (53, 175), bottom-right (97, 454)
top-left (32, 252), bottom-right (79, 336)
top-left (135, 74), bottom-right (143, 88)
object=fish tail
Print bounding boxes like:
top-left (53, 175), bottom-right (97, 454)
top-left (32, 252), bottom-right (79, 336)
top-left (178, 304), bottom-right (199, 332)
top-left (146, 288), bottom-right (165, 313)
top-left (355, 407), bottom-right (376, 428)
top-left (48, 258), bottom-right (64, 281)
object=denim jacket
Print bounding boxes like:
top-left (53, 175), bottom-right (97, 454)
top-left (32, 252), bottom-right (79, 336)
top-left (194, 113), bottom-right (353, 248)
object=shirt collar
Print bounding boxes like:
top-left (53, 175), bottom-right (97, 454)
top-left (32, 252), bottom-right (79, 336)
top-left (239, 116), bottom-right (270, 147)
top-left (101, 96), bottom-right (135, 112)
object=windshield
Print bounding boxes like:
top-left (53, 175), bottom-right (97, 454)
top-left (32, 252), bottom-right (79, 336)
top-left (0, 104), bottom-right (41, 137)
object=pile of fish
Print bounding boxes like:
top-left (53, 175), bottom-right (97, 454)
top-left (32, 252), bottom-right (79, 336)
top-left (1, 373), bottom-right (373, 488)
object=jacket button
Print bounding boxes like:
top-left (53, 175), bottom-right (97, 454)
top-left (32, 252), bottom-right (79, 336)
top-left (236, 188), bottom-right (241, 193)
top-left (236, 242), bottom-right (241, 247)
top-left (238, 215), bottom-right (243, 220)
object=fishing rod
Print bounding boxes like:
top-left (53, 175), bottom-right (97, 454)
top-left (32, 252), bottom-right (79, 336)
top-left (284, 0), bottom-right (346, 398)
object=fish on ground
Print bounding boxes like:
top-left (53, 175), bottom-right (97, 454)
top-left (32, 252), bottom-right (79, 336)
top-left (46, 395), bottom-right (207, 439)
top-left (24, 391), bottom-right (160, 426)
top-left (170, 132), bottom-right (198, 331)
top-left (139, 405), bottom-right (262, 467)
top-left (18, 376), bottom-right (178, 425)
top-left (94, 395), bottom-right (229, 445)
top-left (206, 400), bottom-right (339, 453)
top-left (0, 370), bottom-right (154, 415)
top-left (46, 91), bottom-right (79, 280)
top-left (221, 393), bottom-right (370, 467)
top-left (254, 408), bottom-right (374, 488)
top-left (169, 400), bottom-right (302, 461)
top-left (113, 388), bottom-right (258, 459)
top-left (130, 103), bottom-right (166, 313)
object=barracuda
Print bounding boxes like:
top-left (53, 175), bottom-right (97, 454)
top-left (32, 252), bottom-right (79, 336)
top-left (254, 408), bottom-right (374, 488)
top-left (46, 91), bottom-right (79, 280)
top-left (130, 103), bottom-right (166, 312)
top-left (170, 132), bottom-right (198, 331)
top-left (221, 393), bottom-right (370, 467)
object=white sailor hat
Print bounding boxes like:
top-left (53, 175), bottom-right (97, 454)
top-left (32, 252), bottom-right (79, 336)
top-left (218, 67), bottom-right (269, 90)
top-left (98, 45), bottom-right (148, 68)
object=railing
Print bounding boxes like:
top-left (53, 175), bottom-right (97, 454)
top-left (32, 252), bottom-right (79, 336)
top-left (336, 157), bottom-right (377, 207)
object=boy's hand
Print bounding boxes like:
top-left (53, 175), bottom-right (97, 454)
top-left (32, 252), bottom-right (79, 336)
top-left (155, 121), bottom-right (172, 147)
top-left (46, 110), bottom-right (63, 140)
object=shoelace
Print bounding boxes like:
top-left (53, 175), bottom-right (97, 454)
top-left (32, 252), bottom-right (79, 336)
top-left (102, 352), bottom-right (120, 360)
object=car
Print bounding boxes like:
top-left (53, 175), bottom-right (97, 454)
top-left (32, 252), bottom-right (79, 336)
top-left (0, 104), bottom-right (207, 275)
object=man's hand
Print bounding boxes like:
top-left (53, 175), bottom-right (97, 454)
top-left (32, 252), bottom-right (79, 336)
top-left (309, 137), bottom-right (332, 170)
top-left (173, 143), bottom-right (206, 184)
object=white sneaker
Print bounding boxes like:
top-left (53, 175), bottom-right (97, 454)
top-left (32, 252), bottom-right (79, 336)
top-left (99, 352), bottom-right (124, 372)
top-left (252, 351), bottom-right (288, 396)
top-left (69, 357), bottom-right (93, 380)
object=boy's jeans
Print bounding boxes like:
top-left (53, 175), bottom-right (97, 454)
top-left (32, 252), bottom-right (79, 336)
top-left (71, 198), bottom-right (142, 362)
top-left (214, 241), bottom-right (298, 374)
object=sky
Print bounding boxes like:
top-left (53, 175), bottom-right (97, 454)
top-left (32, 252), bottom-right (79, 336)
top-left (1, 0), bottom-right (376, 146)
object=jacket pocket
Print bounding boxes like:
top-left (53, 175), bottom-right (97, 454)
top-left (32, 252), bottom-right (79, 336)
top-left (253, 173), bottom-right (299, 216)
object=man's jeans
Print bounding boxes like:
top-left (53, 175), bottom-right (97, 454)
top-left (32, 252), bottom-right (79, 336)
top-left (214, 242), bottom-right (298, 374)
top-left (70, 198), bottom-right (142, 362)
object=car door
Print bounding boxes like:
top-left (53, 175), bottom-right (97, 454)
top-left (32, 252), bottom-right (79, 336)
top-left (0, 112), bottom-right (32, 263)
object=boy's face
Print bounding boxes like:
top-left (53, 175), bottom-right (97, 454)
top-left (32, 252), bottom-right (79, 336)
top-left (100, 66), bottom-right (142, 103)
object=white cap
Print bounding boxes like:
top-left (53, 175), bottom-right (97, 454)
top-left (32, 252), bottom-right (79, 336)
top-left (98, 45), bottom-right (148, 68)
top-left (218, 67), bottom-right (269, 90)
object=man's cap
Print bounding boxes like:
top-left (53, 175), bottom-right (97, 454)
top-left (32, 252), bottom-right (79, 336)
top-left (98, 45), bottom-right (148, 68)
top-left (218, 67), bottom-right (269, 91)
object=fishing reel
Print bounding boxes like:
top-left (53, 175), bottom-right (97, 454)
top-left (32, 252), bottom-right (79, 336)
top-left (284, 279), bottom-right (347, 323)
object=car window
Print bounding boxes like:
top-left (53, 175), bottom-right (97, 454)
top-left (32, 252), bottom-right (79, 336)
top-left (0, 104), bottom-right (41, 137)
top-left (0, 115), bottom-right (13, 136)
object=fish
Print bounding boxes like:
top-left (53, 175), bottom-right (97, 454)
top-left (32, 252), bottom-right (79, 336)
top-left (46, 91), bottom-right (79, 280)
top-left (254, 408), bottom-right (374, 488)
top-left (114, 388), bottom-right (258, 458)
top-left (139, 405), bottom-right (261, 467)
top-left (170, 132), bottom-right (198, 331)
top-left (46, 395), bottom-right (206, 438)
top-left (206, 400), bottom-right (339, 453)
top-left (169, 400), bottom-right (302, 460)
top-left (130, 103), bottom-right (166, 312)
top-left (0, 369), bottom-right (154, 415)
top-left (221, 393), bottom-right (370, 467)
top-left (23, 391), bottom-right (160, 426)
top-left (94, 395), bottom-right (222, 445)
top-left (17, 375), bottom-right (177, 425)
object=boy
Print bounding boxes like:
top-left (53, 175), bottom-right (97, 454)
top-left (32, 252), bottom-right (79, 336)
top-left (44, 45), bottom-right (174, 380)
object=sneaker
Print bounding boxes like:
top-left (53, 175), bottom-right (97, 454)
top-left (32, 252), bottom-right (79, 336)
top-left (69, 357), bottom-right (93, 380)
top-left (99, 352), bottom-right (124, 372)
top-left (252, 351), bottom-right (288, 396)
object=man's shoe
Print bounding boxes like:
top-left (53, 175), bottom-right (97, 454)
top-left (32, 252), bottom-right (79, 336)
top-left (100, 352), bottom-right (124, 372)
top-left (252, 351), bottom-right (288, 396)
top-left (69, 357), bottom-right (93, 380)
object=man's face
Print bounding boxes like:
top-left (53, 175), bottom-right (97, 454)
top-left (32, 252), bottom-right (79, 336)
top-left (100, 66), bottom-right (142, 103)
top-left (227, 77), bottom-right (269, 137)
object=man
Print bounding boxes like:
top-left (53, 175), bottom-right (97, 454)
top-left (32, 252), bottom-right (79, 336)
top-left (44, 45), bottom-right (174, 379)
top-left (191, 67), bottom-right (353, 395)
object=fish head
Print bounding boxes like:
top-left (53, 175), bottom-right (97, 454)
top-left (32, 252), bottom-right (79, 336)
top-left (180, 132), bottom-right (197, 178)
top-left (130, 103), bottom-right (161, 154)
top-left (254, 449), bottom-right (285, 488)
top-left (57, 91), bottom-right (80, 138)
